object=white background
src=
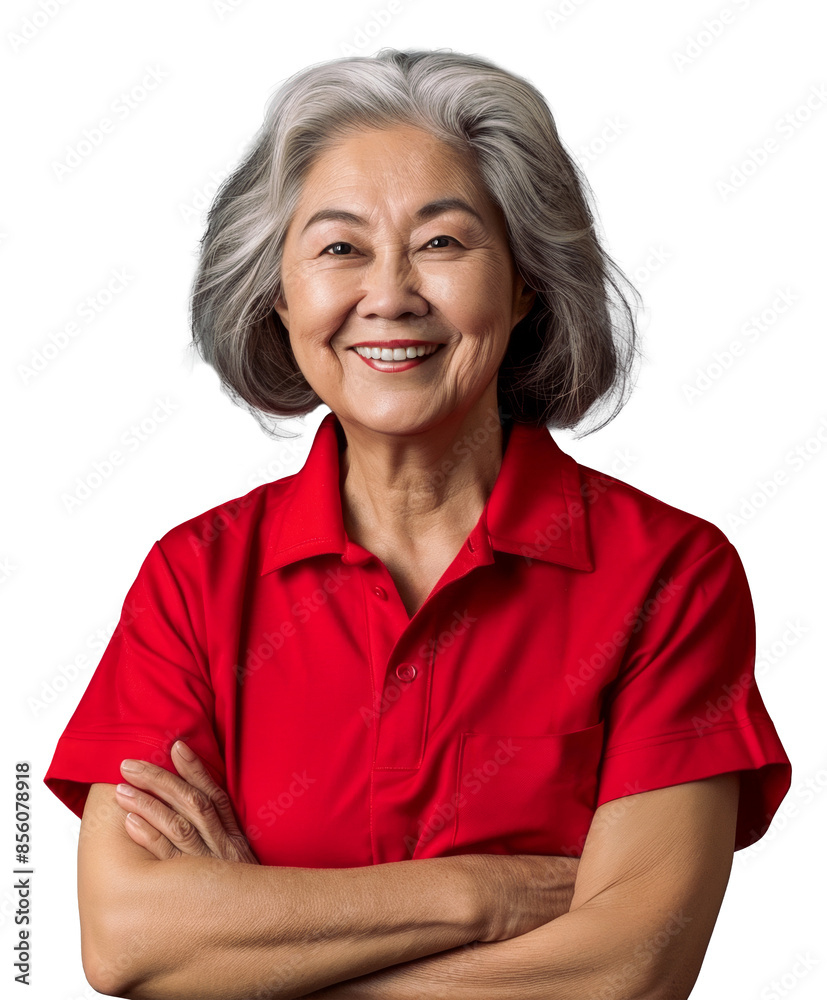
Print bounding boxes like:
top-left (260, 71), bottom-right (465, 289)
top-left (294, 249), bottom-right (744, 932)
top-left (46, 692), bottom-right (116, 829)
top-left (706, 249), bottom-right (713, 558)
top-left (3, 0), bottom-right (825, 997)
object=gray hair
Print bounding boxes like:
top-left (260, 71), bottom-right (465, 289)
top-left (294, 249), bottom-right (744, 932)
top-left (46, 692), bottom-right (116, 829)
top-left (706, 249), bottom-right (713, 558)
top-left (189, 47), bottom-right (641, 438)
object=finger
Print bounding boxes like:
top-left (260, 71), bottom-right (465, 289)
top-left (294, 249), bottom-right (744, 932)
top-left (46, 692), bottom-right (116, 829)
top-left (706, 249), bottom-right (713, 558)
top-left (171, 742), bottom-right (242, 836)
top-left (169, 744), bottom-right (259, 863)
top-left (115, 782), bottom-right (210, 858)
top-left (119, 758), bottom-right (228, 857)
top-left (122, 809), bottom-right (181, 860)
top-left (171, 742), bottom-right (236, 825)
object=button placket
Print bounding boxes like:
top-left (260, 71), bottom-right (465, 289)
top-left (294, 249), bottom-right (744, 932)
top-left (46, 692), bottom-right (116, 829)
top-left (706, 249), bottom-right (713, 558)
top-left (365, 532), bottom-right (491, 770)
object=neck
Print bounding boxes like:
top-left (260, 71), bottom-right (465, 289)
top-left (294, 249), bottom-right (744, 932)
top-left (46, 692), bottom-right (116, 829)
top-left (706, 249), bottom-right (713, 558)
top-left (335, 405), bottom-right (511, 554)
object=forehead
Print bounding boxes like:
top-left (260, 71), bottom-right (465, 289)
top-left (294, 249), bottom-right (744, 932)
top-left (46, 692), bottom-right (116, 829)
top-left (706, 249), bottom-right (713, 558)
top-left (294, 124), bottom-right (491, 211)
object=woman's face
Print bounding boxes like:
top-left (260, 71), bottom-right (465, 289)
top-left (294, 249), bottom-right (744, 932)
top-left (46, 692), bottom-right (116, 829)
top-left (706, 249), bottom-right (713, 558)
top-left (274, 123), bottom-right (535, 439)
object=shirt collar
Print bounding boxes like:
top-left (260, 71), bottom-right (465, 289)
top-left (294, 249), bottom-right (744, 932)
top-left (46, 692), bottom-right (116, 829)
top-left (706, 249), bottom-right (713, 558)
top-left (261, 411), bottom-right (593, 575)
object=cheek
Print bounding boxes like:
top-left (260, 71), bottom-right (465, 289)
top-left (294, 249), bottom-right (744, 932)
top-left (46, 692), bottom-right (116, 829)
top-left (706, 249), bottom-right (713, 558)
top-left (288, 282), bottom-right (350, 344)
top-left (437, 263), bottom-right (516, 322)
top-left (455, 339), bottom-right (506, 382)
top-left (447, 292), bottom-right (517, 345)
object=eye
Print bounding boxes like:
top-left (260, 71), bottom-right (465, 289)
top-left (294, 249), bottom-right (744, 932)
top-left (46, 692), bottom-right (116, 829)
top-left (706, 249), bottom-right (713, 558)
top-left (425, 236), bottom-right (458, 249)
top-left (322, 242), bottom-right (354, 256)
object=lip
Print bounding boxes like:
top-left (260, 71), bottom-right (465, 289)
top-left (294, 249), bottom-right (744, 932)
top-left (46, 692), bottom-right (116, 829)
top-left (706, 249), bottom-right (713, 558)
top-left (348, 339), bottom-right (444, 349)
top-left (350, 341), bottom-right (445, 373)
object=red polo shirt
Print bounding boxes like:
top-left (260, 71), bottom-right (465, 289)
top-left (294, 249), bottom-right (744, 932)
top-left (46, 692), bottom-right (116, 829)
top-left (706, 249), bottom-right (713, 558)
top-left (44, 411), bottom-right (791, 865)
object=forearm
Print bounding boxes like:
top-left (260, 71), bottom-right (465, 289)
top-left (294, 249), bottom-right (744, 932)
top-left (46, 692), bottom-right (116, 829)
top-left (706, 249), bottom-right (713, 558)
top-left (298, 897), bottom-right (689, 1000)
top-left (84, 852), bottom-right (482, 1000)
top-left (297, 779), bottom-right (739, 1000)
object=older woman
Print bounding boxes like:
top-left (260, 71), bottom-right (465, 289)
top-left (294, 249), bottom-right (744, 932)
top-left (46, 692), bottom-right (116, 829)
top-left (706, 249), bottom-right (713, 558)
top-left (45, 48), bottom-right (790, 999)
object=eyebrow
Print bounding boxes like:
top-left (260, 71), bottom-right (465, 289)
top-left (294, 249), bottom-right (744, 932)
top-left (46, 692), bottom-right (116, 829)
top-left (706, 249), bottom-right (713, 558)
top-left (299, 197), bottom-right (486, 236)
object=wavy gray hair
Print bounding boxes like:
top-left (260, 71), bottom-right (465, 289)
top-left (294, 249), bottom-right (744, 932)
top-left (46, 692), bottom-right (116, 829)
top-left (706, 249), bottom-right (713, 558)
top-left (189, 47), bottom-right (641, 437)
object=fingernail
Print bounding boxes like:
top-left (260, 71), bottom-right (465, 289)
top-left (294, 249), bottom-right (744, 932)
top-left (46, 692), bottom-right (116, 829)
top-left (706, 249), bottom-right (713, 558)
top-left (174, 740), bottom-right (195, 761)
top-left (120, 759), bottom-right (143, 773)
top-left (116, 783), bottom-right (136, 796)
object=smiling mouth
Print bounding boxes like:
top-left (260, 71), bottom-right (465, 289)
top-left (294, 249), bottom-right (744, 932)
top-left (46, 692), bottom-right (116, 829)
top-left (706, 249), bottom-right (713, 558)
top-left (348, 342), bottom-right (446, 372)
top-left (351, 343), bottom-right (443, 361)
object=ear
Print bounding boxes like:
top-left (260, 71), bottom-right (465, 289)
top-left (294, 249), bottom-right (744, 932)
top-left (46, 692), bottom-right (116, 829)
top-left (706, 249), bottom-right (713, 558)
top-left (273, 290), bottom-right (289, 329)
top-left (513, 276), bottom-right (536, 326)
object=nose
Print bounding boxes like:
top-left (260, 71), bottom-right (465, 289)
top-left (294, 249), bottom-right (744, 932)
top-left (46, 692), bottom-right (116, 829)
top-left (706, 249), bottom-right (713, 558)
top-left (355, 248), bottom-right (429, 320)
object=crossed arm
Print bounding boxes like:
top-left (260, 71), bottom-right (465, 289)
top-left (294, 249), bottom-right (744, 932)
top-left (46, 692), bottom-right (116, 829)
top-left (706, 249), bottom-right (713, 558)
top-left (301, 773), bottom-right (739, 1000)
top-left (78, 741), bottom-right (740, 999)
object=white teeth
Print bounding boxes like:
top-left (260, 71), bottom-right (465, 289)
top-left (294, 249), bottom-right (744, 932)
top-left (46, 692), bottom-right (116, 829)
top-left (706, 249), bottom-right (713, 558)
top-left (353, 344), bottom-right (441, 361)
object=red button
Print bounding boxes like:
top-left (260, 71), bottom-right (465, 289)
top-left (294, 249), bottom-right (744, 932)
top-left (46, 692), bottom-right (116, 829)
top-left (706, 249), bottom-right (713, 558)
top-left (395, 663), bottom-right (417, 683)
top-left (466, 537), bottom-right (475, 551)
top-left (372, 586), bottom-right (387, 600)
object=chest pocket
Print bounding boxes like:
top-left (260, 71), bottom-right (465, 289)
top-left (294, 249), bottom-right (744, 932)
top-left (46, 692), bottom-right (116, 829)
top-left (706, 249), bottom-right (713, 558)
top-left (450, 721), bottom-right (606, 857)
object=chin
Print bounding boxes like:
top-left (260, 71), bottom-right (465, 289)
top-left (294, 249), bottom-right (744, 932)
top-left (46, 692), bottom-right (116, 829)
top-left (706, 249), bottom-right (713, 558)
top-left (338, 407), bottom-right (445, 438)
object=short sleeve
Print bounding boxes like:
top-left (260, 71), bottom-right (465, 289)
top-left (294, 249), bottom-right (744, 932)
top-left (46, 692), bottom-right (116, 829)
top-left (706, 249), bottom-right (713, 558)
top-left (595, 538), bottom-right (792, 850)
top-left (43, 541), bottom-right (225, 820)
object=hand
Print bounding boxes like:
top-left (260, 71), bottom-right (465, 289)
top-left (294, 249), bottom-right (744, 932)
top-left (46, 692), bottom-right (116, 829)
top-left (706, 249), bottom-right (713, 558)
top-left (115, 740), bottom-right (259, 864)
